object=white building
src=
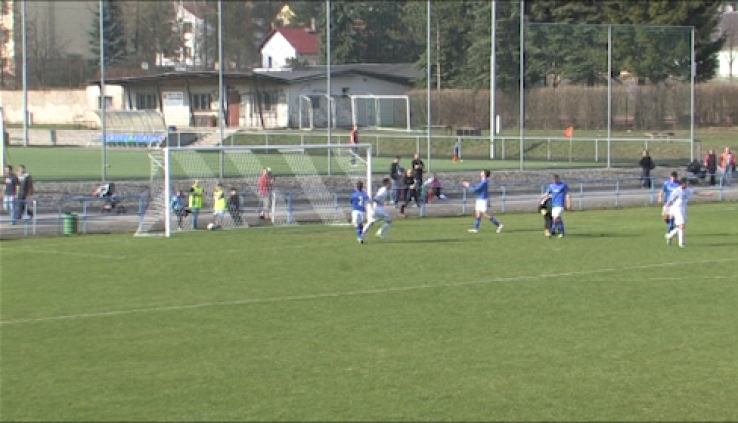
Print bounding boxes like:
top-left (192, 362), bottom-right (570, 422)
top-left (89, 64), bottom-right (419, 129)
top-left (259, 27), bottom-right (320, 70)
top-left (157, 2), bottom-right (214, 70)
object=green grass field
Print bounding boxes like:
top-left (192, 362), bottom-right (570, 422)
top-left (3, 128), bottom-right (735, 181)
top-left (2, 204), bottom-right (737, 421)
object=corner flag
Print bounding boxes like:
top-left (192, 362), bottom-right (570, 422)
top-left (564, 126), bottom-right (574, 138)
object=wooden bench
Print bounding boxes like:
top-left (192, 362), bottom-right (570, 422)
top-left (424, 125), bottom-right (452, 135)
top-left (645, 132), bottom-right (675, 141)
top-left (456, 126), bottom-right (482, 137)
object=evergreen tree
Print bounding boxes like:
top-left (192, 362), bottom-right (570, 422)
top-left (318, 2), bottom-right (360, 64)
top-left (88, 0), bottom-right (127, 67)
top-left (604, 0), bottom-right (723, 83)
top-left (401, 1), bottom-right (477, 89)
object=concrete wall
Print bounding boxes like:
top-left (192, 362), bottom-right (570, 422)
top-left (0, 86), bottom-right (124, 124)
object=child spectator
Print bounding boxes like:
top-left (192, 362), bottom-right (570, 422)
top-left (228, 187), bottom-right (243, 226)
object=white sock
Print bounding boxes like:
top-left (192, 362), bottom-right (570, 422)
top-left (380, 223), bottom-right (391, 236)
top-left (362, 222), bottom-right (374, 238)
top-left (667, 228), bottom-right (679, 239)
top-left (678, 228), bottom-right (684, 246)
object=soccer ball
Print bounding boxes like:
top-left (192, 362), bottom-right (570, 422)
top-left (207, 222), bottom-right (216, 230)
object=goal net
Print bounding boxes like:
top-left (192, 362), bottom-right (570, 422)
top-left (350, 95), bottom-right (411, 131)
top-left (135, 143), bottom-right (373, 237)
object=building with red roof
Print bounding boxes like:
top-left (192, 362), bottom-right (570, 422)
top-left (259, 27), bottom-right (320, 69)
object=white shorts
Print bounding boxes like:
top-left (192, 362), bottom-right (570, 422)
top-left (552, 207), bottom-right (565, 218)
top-left (3, 195), bottom-right (14, 211)
top-left (672, 209), bottom-right (687, 225)
top-left (370, 205), bottom-right (391, 223)
top-left (351, 210), bottom-right (365, 226)
top-left (475, 199), bottom-right (489, 213)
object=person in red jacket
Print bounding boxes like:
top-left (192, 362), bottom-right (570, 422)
top-left (704, 149), bottom-right (717, 186)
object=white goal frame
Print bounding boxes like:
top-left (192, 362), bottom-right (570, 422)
top-left (137, 143), bottom-right (374, 238)
top-left (298, 94), bottom-right (337, 130)
top-left (349, 95), bottom-right (411, 132)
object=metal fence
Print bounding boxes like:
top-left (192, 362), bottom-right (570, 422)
top-left (2, 177), bottom-right (735, 239)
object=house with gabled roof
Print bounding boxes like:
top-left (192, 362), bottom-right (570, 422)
top-left (259, 27), bottom-right (320, 69)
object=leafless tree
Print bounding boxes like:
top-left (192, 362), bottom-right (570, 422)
top-left (25, 12), bottom-right (74, 87)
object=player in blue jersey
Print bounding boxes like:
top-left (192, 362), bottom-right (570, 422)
top-left (542, 174), bottom-right (571, 238)
top-left (462, 170), bottom-right (503, 234)
top-left (349, 181), bottom-right (372, 243)
top-left (658, 171), bottom-right (681, 234)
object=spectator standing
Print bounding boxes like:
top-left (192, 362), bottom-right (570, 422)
top-left (720, 147), bottom-right (735, 186)
top-left (389, 156), bottom-right (402, 207)
top-left (638, 151), bottom-right (655, 188)
top-left (411, 153), bottom-right (425, 189)
top-left (14, 164), bottom-right (33, 223)
top-left (259, 167), bottom-right (274, 220)
top-left (228, 187), bottom-right (243, 226)
top-left (399, 168), bottom-right (419, 217)
top-left (189, 180), bottom-right (204, 229)
top-left (212, 183), bottom-right (227, 227)
top-left (704, 149), bottom-right (718, 186)
top-left (3, 165), bottom-right (18, 218)
top-left (452, 141), bottom-right (461, 163)
top-left (349, 125), bottom-right (359, 166)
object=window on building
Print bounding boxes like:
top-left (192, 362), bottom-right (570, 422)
top-left (97, 96), bottom-right (113, 109)
top-left (183, 22), bottom-right (193, 33)
top-left (192, 93), bottom-right (212, 110)
top-left (267, 56), bottom-right (273, 68)
top-left (258, 92), bottom-right (277, 111)
top-left (135, 93), bottom-right (157, 110)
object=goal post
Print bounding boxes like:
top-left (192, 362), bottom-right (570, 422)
top-left (135, 143), bottom-right (373, 237)
top-left (349, 95), bottom-right (411, 132)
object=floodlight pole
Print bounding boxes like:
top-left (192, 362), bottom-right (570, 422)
top-left (326, 0), bottom-right (332, 175)
top-left (100, 0), bottom-right (107, 181)
top-left (218, 0), bottom-right (225, 179)
top-left (490, 0), bottom-right (497, 159)
top-left (518, 0), bottom-right (525, 170)
top-left (607, 24), bottom-right (612, 168)
top-left (21, 0), bottom-right (28, 147)
top-left (690, 26), bottom-right (695, 162)
top-left (426, 0), bottom-right (432, 171)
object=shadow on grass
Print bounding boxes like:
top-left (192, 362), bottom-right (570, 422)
top-left (566, 232), bottom-right (644, 238)
top-left (390, 238), bottom-right (483, 244)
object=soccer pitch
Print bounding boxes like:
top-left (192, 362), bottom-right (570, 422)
top-left (2, 204), bottom-right (737, 421)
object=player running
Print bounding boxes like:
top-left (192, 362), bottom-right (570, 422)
top-left (541, 174), bottom-right (571, 238)
top-left (658, 172), bottom-right (681, 235)
top-left (664, 177), bottom-right (713, 248)
top-left (361, 178), bottom-right (393, 241)
top-left (462, 169), bottom-right (503, 234)
top-left (349, 181), bottom-right (371, 243)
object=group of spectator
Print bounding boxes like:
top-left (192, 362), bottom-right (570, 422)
top-left (2, 164), bottom-right (34, 225)
top-left (389, 154), bottom-right (445, 217)
top-left (703, 147), bottom-right (735, 187)
top-left (639, 147), bottom-right (736, 188)
top-left (170, 166), bottom-right (275, 230)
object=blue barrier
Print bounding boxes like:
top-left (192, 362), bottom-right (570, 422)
top-left (92, 134), bottom-right (166, 147)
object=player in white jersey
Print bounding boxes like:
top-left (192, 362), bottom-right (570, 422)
top-left (664, 177), bottom-right (713, 248)
top-left (361, 178), bottom-right (393, 241)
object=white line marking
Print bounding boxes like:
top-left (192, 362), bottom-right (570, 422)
top-left (1, 249), bottom-right (127, 260)
top-left (2, 257), bottom-right (735, 326)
